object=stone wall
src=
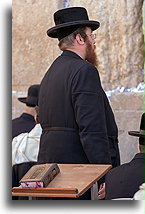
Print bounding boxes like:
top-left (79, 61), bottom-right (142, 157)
top-left (12, 0), bottom-right (144, 92)
top-left (12, 0), bottom-right (144, 164)
top-left (12, 0), bottom-right (64, 92)
top-left (70, 0), bottom-right (144, 90)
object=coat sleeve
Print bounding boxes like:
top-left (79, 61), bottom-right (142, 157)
top-left (71, 63), bottom-right (111, 164)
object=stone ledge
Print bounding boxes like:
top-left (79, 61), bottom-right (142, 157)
top-left (110, 92), bottom-right (143, 111)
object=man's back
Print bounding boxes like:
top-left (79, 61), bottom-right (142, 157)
top-left (38, 50), bottom-right (119, 166)
top-left (12, 113), bottom-right (35, 139)
top-left (105, 153), bottom-right (144, 199)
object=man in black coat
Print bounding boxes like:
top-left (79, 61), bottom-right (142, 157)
top-left (105, 113), bottom-right (144, 200)
top-left (12, 84), bottom-right (40, 139)
top-left (38, 7), bottom-right (120, 198)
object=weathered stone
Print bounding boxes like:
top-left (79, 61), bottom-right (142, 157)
top-left (12, 0), bottom-right (64, 91)
top-left (12, 0), bottom-right (143, 91)
top-left (12, 91), bottom-right (27, 119)
top-left (110, 92), bottom-right (144, 111)
top-left (110, 92), bottom-right (143, 163)
top-left (70, 0), bottom-right (144, 90)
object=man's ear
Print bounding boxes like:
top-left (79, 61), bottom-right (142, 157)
top-left (76, 34), bottom-right (85, 45)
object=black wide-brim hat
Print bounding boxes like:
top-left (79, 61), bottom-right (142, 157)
top-left (128, 113), bottom-right (145, 138)
top-left (47, 7), bottom-right (100, 40)
top-left (18, 84), bottom-right (40, 107)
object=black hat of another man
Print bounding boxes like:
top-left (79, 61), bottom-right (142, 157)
top-left (128, 113), bottom-right (145, 145)
top-left (47, 7), bottom-right (100, 41)
top-left (18, 84), bottom-right (40, 107)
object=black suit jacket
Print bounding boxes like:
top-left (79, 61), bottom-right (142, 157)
top-left (38, 50), bottom-right (120, 167)
top-left (12, 113), bottom-right (35, 139)
top-left (105, 153), bottom-right (144, 199)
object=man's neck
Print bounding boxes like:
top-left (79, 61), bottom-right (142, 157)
top-left (24, 106), bottom-right (36, 117)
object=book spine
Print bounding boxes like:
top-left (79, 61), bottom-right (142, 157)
top-left (44, 166), bottom-right (60, 187)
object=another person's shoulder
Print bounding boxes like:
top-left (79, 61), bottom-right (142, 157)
top-left (12, 115), bottom-right (21, 122)
top-left (12, 113), bottom-right (28, 122)
top-left (106, 162), bottom-right (129, 178)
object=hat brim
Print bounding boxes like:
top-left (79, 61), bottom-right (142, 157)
top-left (47, 20), bottom-right (100, 38)
top-left (18, 97), bottom-right (37, 107)
top-left (128, 131), bottom-right (144, 138)
top-left (18, 97), bottom-right (27, 104)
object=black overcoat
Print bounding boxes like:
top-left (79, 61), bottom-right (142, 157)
top-left (105, 153), bottom-right (144, 199)
top-left (38, 50), bottom-right (120, 167)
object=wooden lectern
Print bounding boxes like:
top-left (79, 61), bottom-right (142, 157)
top-left (12, 164), bottom-right (112, 200)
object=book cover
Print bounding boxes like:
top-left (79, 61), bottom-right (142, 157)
top-left (19, 163), bottom-right (60, 188)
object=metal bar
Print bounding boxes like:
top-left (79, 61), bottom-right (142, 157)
top-left (91, 182), bottom-right (98, 200)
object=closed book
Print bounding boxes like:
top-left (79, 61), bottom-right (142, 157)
top-left (19, 163), bottom-right (60, 188)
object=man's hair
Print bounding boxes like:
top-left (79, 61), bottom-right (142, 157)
top-left (139, 144), bottom-right (144, 153)
top-left (139, 137), bottom-right (144, 153)
top-left (58, 26), bottom-right (88, 51)
top-left (35, 106), bottom-right (40, 124)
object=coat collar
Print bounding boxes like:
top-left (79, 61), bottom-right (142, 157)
top-left (61, 50), bottom-right (84, 60)
top-left (21, 113), bottom-right (35, 121)
top-left (132, 153), bottom-right (144, 160)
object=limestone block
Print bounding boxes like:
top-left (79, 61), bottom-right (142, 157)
top-left (12, 0), bottom-right (143, 91)
top-left (110, 92), bottom-right (144, 111)
top-left (12, 91), bottom-right (27, 119)
top-left (110, 92), bottom-right (143, 163)
top-left (70, 0), bottom-right (144, 90)
top-left (115, 110), bottom-right (142, 163)
top-left (12, 0), bottom-right (64, 92)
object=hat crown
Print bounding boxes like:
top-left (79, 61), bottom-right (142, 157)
top-left (54, 7), bottom-right (89, 26)
top-left (18, 84), bottom-right (40, 107)
top-left (47, 7), bottom-right (100, 40)
top-left (27, 84), bottom-right (40, 98)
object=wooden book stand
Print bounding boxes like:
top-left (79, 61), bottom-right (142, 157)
top-left (12, 164), bottom-right (112, 200)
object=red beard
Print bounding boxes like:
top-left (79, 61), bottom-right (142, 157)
top-left (85, 40), bottom-right (98, 67)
